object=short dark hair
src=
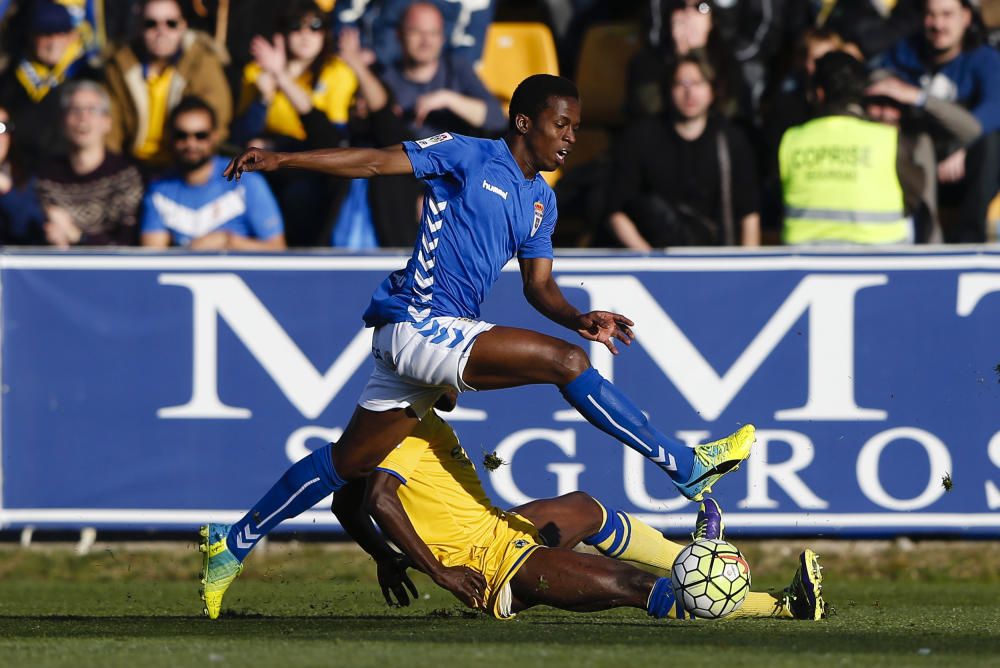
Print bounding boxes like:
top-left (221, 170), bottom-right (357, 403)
top-left (508, 74), bottom-right (579, 131)
top-left (812, 51), bottom-right (867, 108)
top-left (168, 95), bottom-right (217, 131)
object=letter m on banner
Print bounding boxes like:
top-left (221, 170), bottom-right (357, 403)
top-left (157, 273), bottom-right (370, 419)
top-left (558, 274), bottom-right (888, 421)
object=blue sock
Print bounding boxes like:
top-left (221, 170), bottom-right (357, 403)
top-left (647, 577), bottom-right (679, 619)
top-left (226, 443), bottom-right (345, 561)
top-left (561, 368), bottom-right (694, 480)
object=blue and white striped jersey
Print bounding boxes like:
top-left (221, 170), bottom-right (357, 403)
top-left (362, 133), bottom-right (557, 327)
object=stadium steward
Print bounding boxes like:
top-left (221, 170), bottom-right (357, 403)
top-left (140, 96), bottom-right (286, 250)
top-left (780, 51), bottom-right (923, 245)
top-left (199, 73), bottom-right (755, 619)
top-left (104, 0), bottom-right (232, 170)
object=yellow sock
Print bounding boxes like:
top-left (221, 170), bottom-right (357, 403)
top-left (730, 592), bottom-right (793, 618)
top-left (585, 501), bottom-right (683, 572)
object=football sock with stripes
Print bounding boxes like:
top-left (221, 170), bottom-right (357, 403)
top-left (584, 500), bottom-right (683, 571)
top-left (226, 443), bottom-right (345, 562)
top-left (561, 367), bottom-right (694, 481)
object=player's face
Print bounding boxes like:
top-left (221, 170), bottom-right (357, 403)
top-left (671, 62), bottom-right (713, 121)
top-left (924, 0), bottom-right (971, 54)
top-left (63, 88), bottom-right (111, 150)
top-left (524, 95), bottom-right (580, 172)
top-left (142, 0), bottom-right (186, 61)
top-left (171, 109), bottom-right (216, 170)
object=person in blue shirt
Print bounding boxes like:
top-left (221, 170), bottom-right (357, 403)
top-left (378, 1), bottom-right (507, 139)
top-left (198, 74), bottom-right (755, 619)
top-left (876, 0), bottom-right (1000, 242)
top-left (141, 96), bottom-right (286, 250)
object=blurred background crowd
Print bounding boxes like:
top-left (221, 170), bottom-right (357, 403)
top-left (0, 0), bottom-right (998, 250)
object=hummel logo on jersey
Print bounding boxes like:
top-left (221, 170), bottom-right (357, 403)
top-left (482, 180), bottom-right (508, 200)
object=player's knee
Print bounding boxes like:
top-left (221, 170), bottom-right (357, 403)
top-left (554, 343), bottom-right (590, 383)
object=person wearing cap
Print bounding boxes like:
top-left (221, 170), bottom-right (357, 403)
top-left (876, 0), bottom-right (1000, 242)
top-left (103, 0), bottom-right (232, 171)
top-left (0, 0), bottom-right (99, 170)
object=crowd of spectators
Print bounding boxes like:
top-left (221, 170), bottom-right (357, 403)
top-left (0, 0), bottom-right (998, 250)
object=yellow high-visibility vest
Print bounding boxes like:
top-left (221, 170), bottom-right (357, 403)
top-left (780, 115), bottom-right (911, 245)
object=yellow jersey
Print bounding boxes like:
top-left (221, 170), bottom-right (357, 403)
top-left (238, 57), bottom-right (357, 141)
top-left (377, 410), bottom-right (541, 617)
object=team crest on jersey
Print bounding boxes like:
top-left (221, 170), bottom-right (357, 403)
top-left (531, 201), bottom-right (544, 237)
top-left (513, 539), bottom-right (529, 549)
top-left (416, 132), bottom-right (454, 148)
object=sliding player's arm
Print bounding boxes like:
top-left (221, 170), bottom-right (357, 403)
top-left (331, 480), bottom-right (419, 607)
top-left (223, 145), bottom-right (413, 180)
top-left (365, 471), bottom-right (487, 609)
top-left (519, 257), bottom-right (636, 355)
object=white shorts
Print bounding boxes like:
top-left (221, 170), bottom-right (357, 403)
top-left (359, 317), bottom-right (495, 417)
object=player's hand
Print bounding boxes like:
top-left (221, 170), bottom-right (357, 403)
top-left (224, 148), bottom-right (280, 181)
top-left (431, 565), bottom-right (487, 609)
top-left (575, 311), bottom-right (635, 355)
top-left (376, 553), bottom-right (419, 607)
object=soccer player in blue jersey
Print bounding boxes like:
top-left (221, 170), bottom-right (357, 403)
top-left (199, 74), bottom-right (756, 619)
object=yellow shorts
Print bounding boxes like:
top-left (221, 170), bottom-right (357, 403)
top-left (442, 510), bottom-right (543, 619)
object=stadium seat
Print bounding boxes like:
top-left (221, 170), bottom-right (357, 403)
top-left (988, 193), bottom-right (1000, 241)
top-left (574, 23), bottom-right (641, 128)
top-left (478, 22), bottom-right (559, 108)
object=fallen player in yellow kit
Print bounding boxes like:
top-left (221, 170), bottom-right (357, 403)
top-left (331, 408), bottom-right (825, 620)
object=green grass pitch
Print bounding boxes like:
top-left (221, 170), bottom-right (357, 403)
top-left (1, 541), bottom-right (999, 667)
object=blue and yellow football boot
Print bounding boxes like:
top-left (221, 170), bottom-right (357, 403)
top-left (199, 523), bottom-right (243, 620)
top-left (785, 548), bottom-right (826, 620)
top-left (676, 424), bottom-right (756, 502)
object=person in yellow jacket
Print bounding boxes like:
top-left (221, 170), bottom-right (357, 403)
top-left (232, 0), bottom-right (360, 246)
top-left (779, 51), bottom-right (924, 245)
top-left (103, 0), bottom-right (232, 171)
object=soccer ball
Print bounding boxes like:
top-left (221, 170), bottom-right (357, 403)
top-left (671, 539), bottom-right (751, 619)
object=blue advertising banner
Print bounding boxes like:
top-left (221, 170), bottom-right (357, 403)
top-left (1, 249), bottom-right (998, 536)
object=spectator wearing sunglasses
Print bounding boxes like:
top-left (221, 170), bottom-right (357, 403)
top-left (104, 0), bottom-right (232, 171)
top-left (232, 0), bottom-right (358, 245)
top-left (140, 96), bottom-right (285, 250)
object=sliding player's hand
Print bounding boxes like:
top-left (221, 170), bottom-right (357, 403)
top-left (575, 311), bottom-right (635, 355)
top-left (376, 553), bottom-right (419, 607)
top-left (431, 565), bottom-right (488, 609)
top-left (223, 148), bottom-right (280, 181)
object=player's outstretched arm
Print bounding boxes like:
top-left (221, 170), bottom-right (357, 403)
top-left (331, 481), bottom-right (419, 607)
top-left (366, 471), bottom-right (487, 609)
top-left (223, 145), bottom-right (414, 181)
top-left (519, 257), bottom-right (635, 355)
